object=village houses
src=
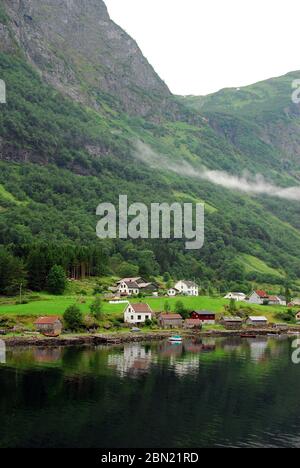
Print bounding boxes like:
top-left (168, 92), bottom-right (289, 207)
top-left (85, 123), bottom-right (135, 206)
top-left (174, 280), bottom-right (199, 296)
top-left (124, 303), bottom-right (153, 324)
top-left (190, 310), bottom-right (216, 325)
top-left (117, 277), bottom-right (157, 297)
top-left (167, 287), bottom-right (180, 297)
top-left (247, 290), bottom-right (270, 305)
top-left (224, 292), bottom-right (246, 302)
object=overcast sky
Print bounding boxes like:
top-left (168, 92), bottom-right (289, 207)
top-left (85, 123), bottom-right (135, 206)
top-left (105, 0), bottom-right (300, 96)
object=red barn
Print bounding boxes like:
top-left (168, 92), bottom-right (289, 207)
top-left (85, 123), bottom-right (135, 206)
top-left (190, 310), bottom-right (216, 324)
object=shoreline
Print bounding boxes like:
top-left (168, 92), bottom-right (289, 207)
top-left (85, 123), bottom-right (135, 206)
top-left (2, 327), bottom-right (300, 348)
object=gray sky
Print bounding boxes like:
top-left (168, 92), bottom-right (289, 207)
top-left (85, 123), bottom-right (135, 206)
top-left (105, 0), bottom-right (300, 96)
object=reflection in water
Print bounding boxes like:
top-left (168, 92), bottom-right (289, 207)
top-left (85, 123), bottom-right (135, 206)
top-left (108, 344), bottom-right (152, 378)
top-left (33, 347), bottom-right (62, 363)
top-left (0, 336), bottom-right (299, 448)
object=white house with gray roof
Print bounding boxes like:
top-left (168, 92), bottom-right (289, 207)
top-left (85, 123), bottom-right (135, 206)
top-left (175, 280), bottom-right (199, 296)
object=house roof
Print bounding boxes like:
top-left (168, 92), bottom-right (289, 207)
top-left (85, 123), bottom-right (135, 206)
top-left (192, 310), bottom-right (216, 316)
top-left (181, 280), bottom-right (197, 288)
top-left (117, 277), bottom-right (142, 284)
top-left (159, 314), bottom-right (182, 320)
top-left (125, 282), bottom-right (140, 289)
top-left (248, 316), bottom-right (268, 322)
top-left (35, 316), bottom-right (60, 325)
top-left (129, 303), bottom-right (152, 314)
top-left (222, 316), bottom-right (243, 322)
top-left (138, 282), bottom-right (156, 289)
top-left (255, 290), bottom-right (269, 298)
top-left (229, 292), bottom-right (246, 297)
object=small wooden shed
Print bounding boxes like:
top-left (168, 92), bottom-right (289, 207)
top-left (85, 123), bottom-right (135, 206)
top-left (220, 316), bottom-right (243, 329)
top-left (158, 314), bottom-right (183, 329)
top-left (183, 319), bottom-right (202, 330)
top-left (35, 316), bottom-right (63, 337)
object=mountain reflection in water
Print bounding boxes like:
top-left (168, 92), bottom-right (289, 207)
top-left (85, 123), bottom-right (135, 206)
top-left (0, 336), bottom-right (299, 448)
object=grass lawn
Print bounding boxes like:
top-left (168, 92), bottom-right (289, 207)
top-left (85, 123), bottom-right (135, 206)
top-left (0, 293), bottom-right (288, 322)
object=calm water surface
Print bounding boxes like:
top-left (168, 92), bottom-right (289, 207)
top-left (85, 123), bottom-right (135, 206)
top-left (0, 336), bottom-right (300, 448)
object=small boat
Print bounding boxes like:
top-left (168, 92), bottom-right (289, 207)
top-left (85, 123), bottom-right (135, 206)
top-left (240, 333), bottom-right (256, 339)
top-left (169, 335), bottom-right (183, 343)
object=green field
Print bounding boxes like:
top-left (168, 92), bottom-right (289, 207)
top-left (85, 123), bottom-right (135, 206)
top-left (0, 293), bottom-right (287, 321)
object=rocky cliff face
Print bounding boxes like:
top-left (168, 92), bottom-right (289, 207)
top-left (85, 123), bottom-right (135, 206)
top-left (1, 0), bottom-right (171, 115)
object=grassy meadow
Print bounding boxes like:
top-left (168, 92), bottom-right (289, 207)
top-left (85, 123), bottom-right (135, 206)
top-left (0, 279), bottom-right (290, 324)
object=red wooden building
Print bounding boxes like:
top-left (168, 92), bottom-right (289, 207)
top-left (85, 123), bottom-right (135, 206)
top-left (190, 310), bottom-right (216, 324)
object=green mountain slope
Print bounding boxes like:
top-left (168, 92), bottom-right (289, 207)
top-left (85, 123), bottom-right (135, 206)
top-left (0, 0), bottom-right (300, 294)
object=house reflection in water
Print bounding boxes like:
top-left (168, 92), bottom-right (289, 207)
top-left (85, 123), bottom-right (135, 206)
top-left (33, 347), bottom-right (62, 363)
top-left (157, 339), bottom-right (216, 359)
top-left (108, 344), bottom-right (152, 378)
top-left (157, 339), bottom-right (216, 377)
top-left (249, 339), bottom-right (269, 362)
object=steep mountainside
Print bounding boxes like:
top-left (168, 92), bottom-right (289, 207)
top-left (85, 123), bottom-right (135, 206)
top-left (1, 0), bottom-right (171, 115)
top-left (0, 0), bottom-right (300, 293)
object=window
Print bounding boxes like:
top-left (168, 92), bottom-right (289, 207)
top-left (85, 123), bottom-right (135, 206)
top-left (145, 316), bottom-right (149, 320)
top-left (138, 315), bottom-right (142, 320)
top-left (131, 316), bottom-right (134, 320)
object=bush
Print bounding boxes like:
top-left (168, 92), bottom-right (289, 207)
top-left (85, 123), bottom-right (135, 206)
top-left (275, 309), bottom-right (296, 323)
top-left (175, 300), bottom-right (189, 319)
top-left (63, 304), bottom-right (83, 331)
top-left (90, 296), bottom-right (103, 320)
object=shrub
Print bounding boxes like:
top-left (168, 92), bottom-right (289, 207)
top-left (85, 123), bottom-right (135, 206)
top-left (90, 296), bottom-right (103, 320)
top-left (63, 304), bottom-right (83, 331)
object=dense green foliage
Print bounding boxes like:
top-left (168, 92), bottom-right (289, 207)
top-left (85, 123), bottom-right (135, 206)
top-left (46, 265), bottom-right (67, 295)
top-left (0, 50), bottom-right (300, 296)
top-left (0, 247), bottom-right (26, 295)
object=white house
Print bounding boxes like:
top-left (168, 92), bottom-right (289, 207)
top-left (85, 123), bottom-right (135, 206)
top-left (224, 292), bottom-right (246, 302)
top-left (118, 280), bottom-right (140, 296)
top-left (124, 303), bottom-right (153, 324)
top-left (117, 277), bottom-right (157, 296)
top-left (174, 280), bottom-right (199, 296)
top-left (167, 287), bottom-right (180, 297)
top-left (247, 290), bottom-right (269, 305)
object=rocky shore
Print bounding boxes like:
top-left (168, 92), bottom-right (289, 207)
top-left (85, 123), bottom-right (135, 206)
top-left (2, 327), bottom-right (300, 348)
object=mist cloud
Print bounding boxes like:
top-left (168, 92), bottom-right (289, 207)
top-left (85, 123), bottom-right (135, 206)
top-left (133, 140), bottom-right (300, 202)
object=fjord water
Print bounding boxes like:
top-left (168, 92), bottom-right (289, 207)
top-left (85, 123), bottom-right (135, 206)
top-left (0, 337), bottom-right (300, 448)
